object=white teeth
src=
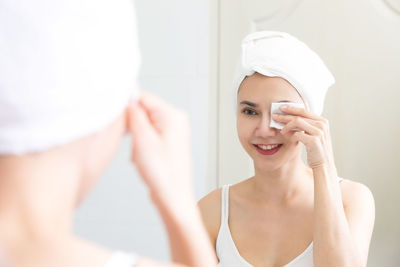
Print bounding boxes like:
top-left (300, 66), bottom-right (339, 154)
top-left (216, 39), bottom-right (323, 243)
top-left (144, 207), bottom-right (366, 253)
top-left (258, 144), bottom-right (279, 150)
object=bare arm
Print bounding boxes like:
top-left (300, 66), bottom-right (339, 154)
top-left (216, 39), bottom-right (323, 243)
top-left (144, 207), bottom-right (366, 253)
top-left (151, 190), bottom-right (216, 267)
top-left (129, 92), bottom-right (217, 267)
top-left (197, 189), bottom-right (222, 262)
top-left (274, 105), bottom-right (375, 267)
top-left (312, 167), bottom-right (375, 267)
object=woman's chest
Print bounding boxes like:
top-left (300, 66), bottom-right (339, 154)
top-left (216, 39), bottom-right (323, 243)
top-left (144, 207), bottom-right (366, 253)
top-left (228, 204), bottom-right (313, 266)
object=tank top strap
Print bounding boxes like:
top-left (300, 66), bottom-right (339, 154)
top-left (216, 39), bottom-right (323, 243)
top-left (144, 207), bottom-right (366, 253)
top-left (220, 184), bottom-right (231, 224)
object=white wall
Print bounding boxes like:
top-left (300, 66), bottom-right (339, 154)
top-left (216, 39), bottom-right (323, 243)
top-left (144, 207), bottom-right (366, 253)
top-left (74, 0), bottom-right (210, 261)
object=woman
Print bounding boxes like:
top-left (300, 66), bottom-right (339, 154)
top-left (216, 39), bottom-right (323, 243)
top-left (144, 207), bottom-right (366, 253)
top-left (0, 1), bottom-right (216, 266)
top-left (198, 31), bottom-right (375, 267)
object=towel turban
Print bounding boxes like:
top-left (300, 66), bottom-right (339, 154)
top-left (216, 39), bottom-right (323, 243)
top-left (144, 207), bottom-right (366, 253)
top-left (0, 0), bottom-right (140, 155)
top-left (234, 31), bottom-right (335, 115)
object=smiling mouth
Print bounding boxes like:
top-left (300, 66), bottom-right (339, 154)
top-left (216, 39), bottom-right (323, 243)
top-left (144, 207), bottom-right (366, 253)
top-left (253, 144), bottom-right (283, 155)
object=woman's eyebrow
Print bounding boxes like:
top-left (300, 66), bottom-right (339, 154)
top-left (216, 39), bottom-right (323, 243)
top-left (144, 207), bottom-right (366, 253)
top-left (239, 101), bottom-right (258, 107)
top-left (278, 100), bottom-right (291, 103)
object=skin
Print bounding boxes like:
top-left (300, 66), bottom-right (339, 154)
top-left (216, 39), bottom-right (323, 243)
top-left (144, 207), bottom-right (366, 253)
top-left (0, 92), bottom-right (217, 267)
top-left (198, 73), bottom-right (375, 267)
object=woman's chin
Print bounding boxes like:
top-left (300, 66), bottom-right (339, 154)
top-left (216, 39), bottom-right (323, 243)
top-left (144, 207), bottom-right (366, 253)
top-left (249, 155), bottom-right (282, 170)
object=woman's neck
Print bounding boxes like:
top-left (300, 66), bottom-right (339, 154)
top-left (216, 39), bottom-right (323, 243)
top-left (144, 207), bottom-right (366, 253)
top-left (0, 152), bottom-right (82, 244)
top-left (250, 156), bottom-right (313, 205)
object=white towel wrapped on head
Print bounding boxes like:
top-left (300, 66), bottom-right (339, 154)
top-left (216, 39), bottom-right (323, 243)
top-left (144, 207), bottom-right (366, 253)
top-left (234, 31), bottom-right (335, 115)
top-left (0, 0), bottom-right (140, 155)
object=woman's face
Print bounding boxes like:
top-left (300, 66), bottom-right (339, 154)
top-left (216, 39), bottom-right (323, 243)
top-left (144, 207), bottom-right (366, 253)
top-left (237, 73), bottom-right (304, 171)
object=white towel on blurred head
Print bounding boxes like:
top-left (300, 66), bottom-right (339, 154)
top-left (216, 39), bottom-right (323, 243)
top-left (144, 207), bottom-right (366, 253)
top-left (234, 31), bottom-right (335, 115)
top-left (0, 0), bottom-right (140, 155)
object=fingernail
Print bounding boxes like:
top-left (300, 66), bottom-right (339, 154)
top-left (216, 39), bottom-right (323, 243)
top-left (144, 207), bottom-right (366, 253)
top-left (281, 105), bottom-right (288, 110)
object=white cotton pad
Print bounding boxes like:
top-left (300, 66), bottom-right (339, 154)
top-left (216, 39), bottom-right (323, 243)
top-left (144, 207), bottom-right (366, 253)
top-left (270, 102), bottom-right (305, 130)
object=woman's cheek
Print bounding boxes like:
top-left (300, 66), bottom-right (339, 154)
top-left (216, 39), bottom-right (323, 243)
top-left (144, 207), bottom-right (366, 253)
top-left (237, 119), bottom-right (252, 140)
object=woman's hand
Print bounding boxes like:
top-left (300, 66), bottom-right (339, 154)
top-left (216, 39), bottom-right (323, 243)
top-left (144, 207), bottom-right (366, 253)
top-left (272, 105), bottom-right (337, 173)
top-left (127, 91), bottom-right (194, 203)
top-left (128, 92), bottom-right (218, 267)
top-left (273, 105), bottom-right (375, 267)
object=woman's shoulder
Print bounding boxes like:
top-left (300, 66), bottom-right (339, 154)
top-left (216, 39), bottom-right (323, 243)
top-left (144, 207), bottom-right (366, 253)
top-left (197, 178), bottom-right (257, 242)
top-left (197, 181), bottom-right (249, 239)
top-left (339, 178), bottom-right (375, 211)
top-left (198, 187), bottom-right (223, 209)
top-left (197, 187), bottom-right (223, 244)
top-left (197, 181), bottom-right (246, 215)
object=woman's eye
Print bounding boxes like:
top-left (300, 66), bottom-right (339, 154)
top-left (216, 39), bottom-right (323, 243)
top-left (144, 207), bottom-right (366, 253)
top-left (242, 109), bottom-right (257, 115)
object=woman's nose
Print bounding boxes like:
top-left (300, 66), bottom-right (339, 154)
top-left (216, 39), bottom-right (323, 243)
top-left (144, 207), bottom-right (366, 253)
top-left (254, 114), bottom-right (277, 137)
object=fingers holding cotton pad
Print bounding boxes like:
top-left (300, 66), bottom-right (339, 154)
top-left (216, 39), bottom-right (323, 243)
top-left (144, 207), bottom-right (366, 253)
top-left (270, 102), bottom-right (305, 130)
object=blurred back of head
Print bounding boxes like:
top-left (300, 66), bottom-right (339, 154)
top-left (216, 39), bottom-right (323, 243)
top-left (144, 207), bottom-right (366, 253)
top-left (0, 0), bottom-right (140, 155)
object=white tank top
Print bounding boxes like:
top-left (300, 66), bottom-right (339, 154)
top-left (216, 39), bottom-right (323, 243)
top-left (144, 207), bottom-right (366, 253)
top-left (216, 184), bottom-right (314, 267)
top-left (104, 251), bottom-right (137, 267)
